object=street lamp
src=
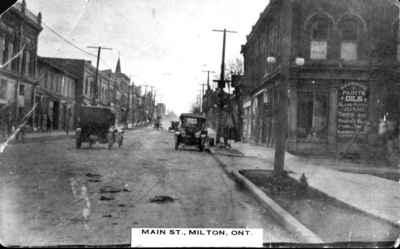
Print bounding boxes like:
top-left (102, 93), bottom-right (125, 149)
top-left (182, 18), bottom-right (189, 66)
top-left (295, 57), bottom-right (305, 66)
top-left (267, 56), bottom-right (277, 64)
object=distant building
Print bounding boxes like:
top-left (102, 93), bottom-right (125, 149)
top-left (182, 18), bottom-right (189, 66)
top-left (36, 57), bottom-right (77, 131)
top-left (113, 57), bottom-right (130, 125)
top-left (39, 57), bottom-right (133, 127)
top-left (156, 103), bottom-right (166, 116)
top-left (241, 0), bottom-right (399, 156)
top-left (36, 57), bottom-right (106, 126)
top-left (0, 0), bottom-right (42, 128)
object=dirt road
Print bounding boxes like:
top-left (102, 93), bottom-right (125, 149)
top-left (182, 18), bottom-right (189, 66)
top-left (0, 126), bottom-right (297, 246)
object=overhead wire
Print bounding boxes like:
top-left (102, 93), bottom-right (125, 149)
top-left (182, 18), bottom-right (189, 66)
top-left (41, 21), bottom-right (114, 69)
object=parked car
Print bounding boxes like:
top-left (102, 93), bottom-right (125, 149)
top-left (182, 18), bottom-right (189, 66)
top-left (75, 106), bottom-right (124, 149)
top-left (174, 113), bottom-right (208, 152)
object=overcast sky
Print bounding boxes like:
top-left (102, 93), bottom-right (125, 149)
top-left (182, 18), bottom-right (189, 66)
top-left (23, 0), bottom-right (268, 114)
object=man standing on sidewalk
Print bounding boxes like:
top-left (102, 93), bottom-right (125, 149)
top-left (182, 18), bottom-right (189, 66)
top-left (65, 108), bottom-right (71, 136)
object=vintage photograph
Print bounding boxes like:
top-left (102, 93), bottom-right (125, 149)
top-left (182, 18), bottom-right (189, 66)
top-left (0, 0), bottom-right (400, 247)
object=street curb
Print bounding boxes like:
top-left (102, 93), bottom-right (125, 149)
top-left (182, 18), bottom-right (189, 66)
top-left (209, 148), bottom-right (324, 244)
top-left (231, 170), bottom-right (323, 244)
top-left (284, 168), bottom-right (400, 229)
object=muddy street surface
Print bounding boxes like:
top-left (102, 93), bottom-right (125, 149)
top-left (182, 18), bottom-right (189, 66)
top-left (0, 126), bottom-right (297, 246)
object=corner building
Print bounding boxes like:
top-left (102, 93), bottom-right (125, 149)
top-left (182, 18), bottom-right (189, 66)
top-left (241, 0), bottom-right (400, 157)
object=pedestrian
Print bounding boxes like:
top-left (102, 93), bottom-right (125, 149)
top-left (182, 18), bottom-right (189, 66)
top-left (47, 114), bottom-right (53, 133)
top-left (0, 115), bottom-right (6, 139)
top-left (222, 108), bottom-right (234, 148)
top-left (16, 123), bottom-right (25, 143)
top-left (65, 109), bottom-right (70, 136)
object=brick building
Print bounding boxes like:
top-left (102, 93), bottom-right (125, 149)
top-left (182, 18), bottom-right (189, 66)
top-left (241, 0), bottom-right (400, 157)
top-left (113, 58), bottom-right (130, 125)
top-left (40, 57), bottom-right (133, 127)
top-left (0, 0), bottom-right (42, 132)
top-left (35, 57), bottom-right (76, 131)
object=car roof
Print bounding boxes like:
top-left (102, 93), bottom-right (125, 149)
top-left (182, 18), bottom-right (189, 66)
top-left (180, 113), bottom-right (206, 120)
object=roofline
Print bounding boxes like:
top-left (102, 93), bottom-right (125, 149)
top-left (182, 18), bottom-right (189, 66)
top-left (244, 0), bottom-right (279, 48)
top-left (10, 2), bottom-right (43, 31)
top-left (38, 57), bottom-right (81, 80)
top-left (179, 113), bottom-right (206, 119)
top-left (38, 56), bottom-right (90, 64)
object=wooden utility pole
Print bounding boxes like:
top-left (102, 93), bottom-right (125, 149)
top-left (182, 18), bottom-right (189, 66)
top-left (274, 0), bottom-right (293, 175)
top-left (143, 84), bottom-right (150, 121)
top-left (87, 46), bottom-right (112, 105)
top-left (199, 83), bottom-right (207, 113)
top-left (202, 70), bottom-right (215, 89)
top-left (212, 28), bottom-right (237, 144)
top-left (130, 77), bottom-right (135, 125)
top-left (202, 70), bottom-right (214, 114)
top-left (127, 80), bottom-right (132, 128)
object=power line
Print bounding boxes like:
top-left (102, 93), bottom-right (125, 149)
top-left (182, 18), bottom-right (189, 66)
top-left (42, 22), bottom-right (97, 58)
top-left (41, 21), bottom-right (114, 69)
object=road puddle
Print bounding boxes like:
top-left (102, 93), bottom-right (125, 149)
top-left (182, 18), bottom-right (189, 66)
top-left (99, 196), bottom-right (115, 201)
top-left (149, 195), bottom-right (176, 204)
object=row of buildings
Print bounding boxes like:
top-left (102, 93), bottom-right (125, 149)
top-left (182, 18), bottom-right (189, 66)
top-left (204, 0), bottom-right (400, 161)
top-left (0, 0), bottom-right (157, 135)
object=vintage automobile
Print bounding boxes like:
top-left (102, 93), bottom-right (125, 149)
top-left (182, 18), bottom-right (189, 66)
top-left (174, 113), bottom-right (208, 152)
top-left (75, 105), bottom-right (124, 149)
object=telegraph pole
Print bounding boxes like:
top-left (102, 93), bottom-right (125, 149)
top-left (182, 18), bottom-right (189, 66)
top-left (150, 86), bottom-right (156, 121)
top-left (212, 28), bottom-right (237, 144)
top-left (130, 76), bottom-right (135, 125)
top-left (274, 0), bottom-right (293, 175)
top-left (143, 84), bottom-right (150, 122)
top-left (202, 70), bottom-right (214, 114)
top-left (199, 83), bottom-right (207, 113)
top-left (202, 70), bottom-right (215, 89)
top-left (127, 78), bottom-right (132, 128)
top-left (87, 46), bottom-right (112, 105)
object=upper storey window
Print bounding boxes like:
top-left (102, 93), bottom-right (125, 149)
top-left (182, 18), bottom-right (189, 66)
top-left (310, 19), bottom-right (329, 60)
top-left (339, 19), bottom-right (359, 61)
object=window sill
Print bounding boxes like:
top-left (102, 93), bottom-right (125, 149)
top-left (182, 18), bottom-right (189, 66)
top-left (296, 137), bottom-right (329, 144)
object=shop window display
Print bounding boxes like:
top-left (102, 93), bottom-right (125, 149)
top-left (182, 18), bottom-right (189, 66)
top-left (297, 91), bottom-right (329, 142)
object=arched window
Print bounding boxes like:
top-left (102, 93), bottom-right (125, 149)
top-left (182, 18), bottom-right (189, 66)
top-left (310, 18), bottom-right (330, 60)
top-left (339, 18), bottom-right (360, 61)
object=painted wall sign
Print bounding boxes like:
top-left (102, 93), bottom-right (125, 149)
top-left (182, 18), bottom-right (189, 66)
top-left (337, 82), bottom-right (368, 141)
top-left (310, 41), bottom-right (327, 60)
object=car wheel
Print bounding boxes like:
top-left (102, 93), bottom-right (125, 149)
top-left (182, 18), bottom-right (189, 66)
top-left (209, 138), bottom-right (215, 147)
top-left (199, 140), bottom-right (205, 152)
top-left (118, 136), bottom-right (123, 148)
top-left (76, 137), bottom-right (81, 149)
top-left (107, 132), bottom-right (114, 150)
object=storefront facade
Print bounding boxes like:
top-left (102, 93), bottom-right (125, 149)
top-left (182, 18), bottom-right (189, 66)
top-left (36, 57), bottom-right (77, 131)
top-left (241, 0), bottom-right (399, 157)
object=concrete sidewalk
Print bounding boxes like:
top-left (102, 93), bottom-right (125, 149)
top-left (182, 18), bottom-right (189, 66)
top-left (24, 130), bottom-right (75, 139)
top-left (215, 142), bottom-right (400, 227)
top-left (0, 130), bottom-right (75, 144)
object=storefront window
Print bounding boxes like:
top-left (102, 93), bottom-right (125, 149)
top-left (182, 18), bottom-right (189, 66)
top-left (0, 36), bottom-right (4, 64)
top-left (297, 91), bottom-right (329, 142)
top-left (0, 79), bottom-right (7, 101)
